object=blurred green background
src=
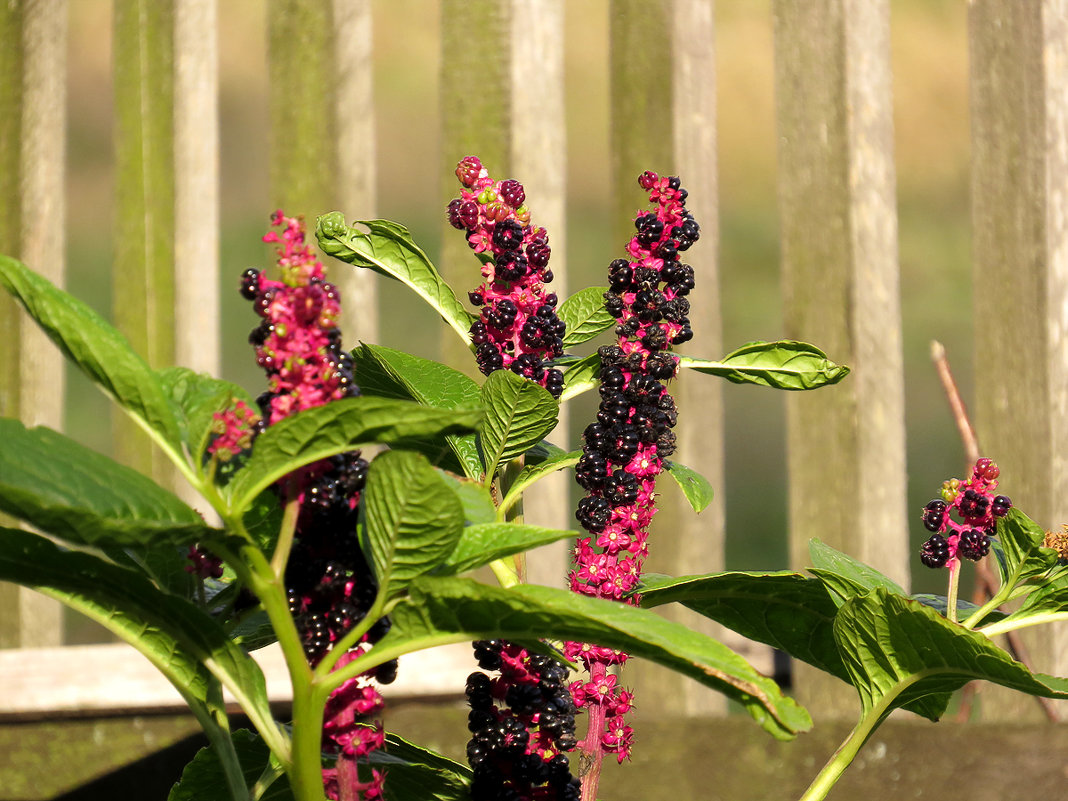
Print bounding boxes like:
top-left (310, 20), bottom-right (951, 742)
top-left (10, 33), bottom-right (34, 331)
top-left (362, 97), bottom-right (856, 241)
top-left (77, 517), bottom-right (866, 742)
top-left (61, 0), bottom-right (974, 639)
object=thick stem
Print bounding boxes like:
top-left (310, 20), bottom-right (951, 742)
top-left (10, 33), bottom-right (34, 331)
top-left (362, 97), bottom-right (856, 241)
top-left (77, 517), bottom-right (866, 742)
top-left (289, 680), bottom-right (330, 801)
top-left (796, 712), bottom-right (882, 801)
top-left (578, 663), bottom-right (609, 801)
top-left (337, 754), bottom-right (360, 801)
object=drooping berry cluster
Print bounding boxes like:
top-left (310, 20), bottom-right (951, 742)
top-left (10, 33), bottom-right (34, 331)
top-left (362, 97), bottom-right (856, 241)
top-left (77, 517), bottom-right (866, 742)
top-left (567, 172), bottom-right (699, 766)
top-left (448, 156), bottom-right (566, 398)
top-left (449, 159), bottom-right (580, 798)
top-left (465, 641), bottom-right (580, 801)
top-left (242, 212), bottom-right (389, 801)
top-left (920, 457), bottom-right (1013, 568)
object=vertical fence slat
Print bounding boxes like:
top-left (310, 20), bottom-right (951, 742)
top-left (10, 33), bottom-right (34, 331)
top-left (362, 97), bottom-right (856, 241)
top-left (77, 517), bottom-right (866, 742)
top-left (510, 0), bottom-right (569, 588)
top-left (0, 2), bottom-right (23, 423)
top-left (113, 0), bottom-right (176, 481)
top-left (174, 0), bottom-right (219, 379)
top-left (332, 0), bottom-right (378, 341)
top-left (609, 0), bottom-right (728, 717)
top-left (665, 0), bottom-right (724, 716)
top-left (439, 0), bottom-right (510, 372)
top-left (267, 0), bottom-right (337, 218)
top-left (969, 0), bottom-right (1068, 720)
top-left (0, 0), bottom-right (67, 649)
top-left (773, 0), bottom-right (906, 718)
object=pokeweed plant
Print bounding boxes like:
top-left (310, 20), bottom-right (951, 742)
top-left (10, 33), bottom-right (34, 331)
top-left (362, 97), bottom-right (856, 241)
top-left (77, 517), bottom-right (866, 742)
top-left (0, 157), bottom-right (849, 801)
top-left (639, 457), bottom-right (1068, 800)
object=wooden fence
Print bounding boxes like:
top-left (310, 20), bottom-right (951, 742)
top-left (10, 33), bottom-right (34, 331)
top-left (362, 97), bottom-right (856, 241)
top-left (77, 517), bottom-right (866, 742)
top-left (0, 0), bottom-right (1065, 726)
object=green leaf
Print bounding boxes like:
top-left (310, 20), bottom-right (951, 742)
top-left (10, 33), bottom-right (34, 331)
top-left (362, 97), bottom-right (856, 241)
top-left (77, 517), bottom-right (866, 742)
top-left (316, 214), bottom-right (477, 344)
top-left (679, 340), bottom-right (850, 390)
top-left (834, 589), bottom-right (1068, 722)
top-left (558, 352), bottom-right (601, 401)
top-left (523, 439), bottom-right (567, 464)
top-left (169, 729), bottom-right (292, 801)
top-left (437, 522), bottom-right (576, 576)
top-left (0, 255), bottom-right (182, 449)
top-left (639, 571), bottom-right (848, 682)
top-left (478, 370), bottom-right (559, 478)
top-left (0, 528), bottom-right (280, 756)
top-left (0, 418), bottom-right (216, 547)
top-left (157, 366), bottom-right (255, 464)
top-left (358, 731), bottom-right (471, 801)
top-left (364, 451), bottom-right (465, 598)
top-left (991, 507), bottom-right (1059, 594)
top-left (228, 397), bottom-right (482, 514)
top-left (984, 565), bottom-right (1068, 631)
top-left (558, 286), bottom-right (614, 346)
top-left (380, 576), bottom-right (811, 740)
top-left (807, 538), bottom-right (907, 604)
top-left (662, 460), bottom-right (714, 513)
top-left (352, 343), bottom-right (483, 478)
top-left (909, 593), bottom-right (1007, 625)
top-left (498, 449), bottom-right (581, 517)
top-left (437, 472), bottom-right (497, 525)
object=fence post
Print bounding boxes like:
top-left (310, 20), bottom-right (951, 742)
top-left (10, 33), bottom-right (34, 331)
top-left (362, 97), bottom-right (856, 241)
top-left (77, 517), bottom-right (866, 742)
top-left (113, 0), bottom-right (176, 483)
top-left (969, 0), bottom-right (1068, 720)
top-left (439, 0), bottom-right (511, 373)
top-left (267, 0), bottom-right (377, 344)
top-left (772, 0), bottom-right (907, 718)
top-left (509, 0), bottom-right (570, 589)
top-left (0, 0), bottom-right (68, 649)
top-left (608, 0), bottom-right (727, 717)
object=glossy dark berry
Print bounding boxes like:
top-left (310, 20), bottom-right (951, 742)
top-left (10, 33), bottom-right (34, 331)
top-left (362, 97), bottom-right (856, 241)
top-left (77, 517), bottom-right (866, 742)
top-left (499, 179), bottom-right (526, 208)
top-left (922, 499), bottom-right (947, 532)
top-left (992, 495), bottom-right (1012, 518)
top-left (920, 534), bottom-right (950, 568)
top-left (492, 219), bottom-right (525, 252)
top-left (959, 529), bottom-right (991, 561)
top-left (240, 268), bottom-right (261, 300)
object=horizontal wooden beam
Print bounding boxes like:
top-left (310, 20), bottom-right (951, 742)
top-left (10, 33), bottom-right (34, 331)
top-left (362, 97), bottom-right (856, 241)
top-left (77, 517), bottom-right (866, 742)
top-left (0, 633), bottom-right (775, 721)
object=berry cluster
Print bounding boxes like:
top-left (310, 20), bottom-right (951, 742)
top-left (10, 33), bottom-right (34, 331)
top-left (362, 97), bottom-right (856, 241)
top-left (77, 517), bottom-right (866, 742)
top-left (242, 212), bottom-right (389, 801)
top-left (206, 399), bottom-right (260, 463)
top-left (449, 159), bottom-right (581, 797)
top-left (449, 156), bottom-right (566, 398)
top-left (465, 641), bottom-right (580, 801)
top-left (920, 457), bottom-right (1012, 568)
top-left (567, 172), bottom-right (699, 765)
top-left (241, 211), bottom-right (357, 425)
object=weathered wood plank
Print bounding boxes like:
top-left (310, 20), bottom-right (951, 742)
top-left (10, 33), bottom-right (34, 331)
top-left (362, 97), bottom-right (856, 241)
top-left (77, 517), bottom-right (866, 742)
top-left (510, 0), bottom-right (570, 588)
top-left (332, 0), bottom-right (378, 341)
top-left (0, 0), bottom-right (70, 650)
top-left (439, 0), bottom-right (510, 372)
top-left (174, 0), bottom-right (219, 380)
top-left (773, 0), bottom-right (906, 718)
top-left (0, 641), bottom-right (476, 720)
top-left (968, 0), bottom-right (1068, 720)
top-left (607, 0), bottom-right (728, 717)
top-left (113, 0), bottom-right (176, 482)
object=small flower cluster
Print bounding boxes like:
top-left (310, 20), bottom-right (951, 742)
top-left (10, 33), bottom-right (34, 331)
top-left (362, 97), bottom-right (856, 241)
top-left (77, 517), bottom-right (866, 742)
top-left (448, 156), bottom-right (566, 398)
top-left (920, 457), bottom-right (1013, 568)
top-left (206, 399), bottom-right (260, 462)
top-left (465, 641), bottom-right (580, 801)
top-left (242, 212), bottom-right (389, 801)
top-left (242, 211), bottom-right (357, 425)
top-left (567, 171), bottom-right (699, 764)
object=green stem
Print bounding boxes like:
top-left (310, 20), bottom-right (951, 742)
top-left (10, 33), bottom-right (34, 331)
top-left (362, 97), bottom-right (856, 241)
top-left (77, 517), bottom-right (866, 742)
top-left (946, 556), bottom-right (961, 623)
top-left (980, 610), bottom-right (1068, 638)
top-left (960, 584), bottom-right (1012, 630)
top-left (270, 476), bottom-right (302, 577)
top-left (797, 707), bottom-right (886, 801)
top-left (183, 690), bottom-right (250, 801)
top-left (289, 678), bottom-right (330, 801)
